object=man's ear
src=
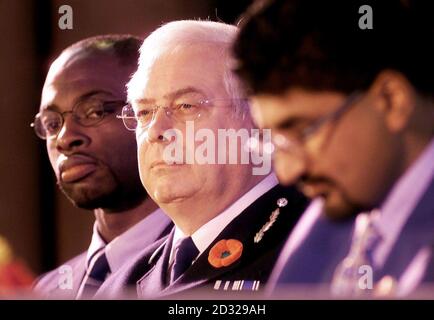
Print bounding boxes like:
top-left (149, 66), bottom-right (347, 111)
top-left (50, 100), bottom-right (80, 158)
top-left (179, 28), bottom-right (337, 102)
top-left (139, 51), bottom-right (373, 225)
top-left (368, 70), bottom-right (417, 133)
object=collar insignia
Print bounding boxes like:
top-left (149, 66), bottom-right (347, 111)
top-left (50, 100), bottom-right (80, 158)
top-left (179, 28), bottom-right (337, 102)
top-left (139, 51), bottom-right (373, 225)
top-left (254, 197), bottom-right (288, 243)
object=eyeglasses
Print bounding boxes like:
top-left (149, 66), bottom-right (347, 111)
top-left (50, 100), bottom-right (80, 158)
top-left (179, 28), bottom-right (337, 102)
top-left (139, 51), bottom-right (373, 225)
top-left (118, 98), bottom-right (247, 131)
top-left (31, 99), bottom-right (126, 140)
top-left (272, 91), bottom-right (362, 153)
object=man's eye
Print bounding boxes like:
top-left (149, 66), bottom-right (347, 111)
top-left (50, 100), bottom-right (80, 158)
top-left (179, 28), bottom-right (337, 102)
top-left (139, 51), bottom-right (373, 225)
top-left (278, 118), bottom-right (309, 133)
top-left (85, 107), bottom-right (105, 119)
top-left (136, 109), bottom-right (153, 119)
top-left (175, 103), bottom-right (198, 113)
top-left (43, 120), bottom-right (61, 133)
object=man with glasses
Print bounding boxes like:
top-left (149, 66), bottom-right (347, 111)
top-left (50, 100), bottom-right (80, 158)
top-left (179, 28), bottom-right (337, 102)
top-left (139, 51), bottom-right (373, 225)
top-left (32, 35), bottom-right (172, 299)
top-left (234, 0), bottom-right (434, 297)
top-left (96, 20), bottom-right (308, 299)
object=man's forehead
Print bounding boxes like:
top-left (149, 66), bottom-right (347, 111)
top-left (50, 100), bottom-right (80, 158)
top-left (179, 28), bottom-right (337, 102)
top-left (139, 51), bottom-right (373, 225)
top-left (139, 41), bottom-right (225, 66)
top-left (131, 86), bottom-right (207, 104)
top-left (251, 89), bottom-right (341, 127)
top-left (41, 58), bottom-right (125, 111)
top-left (40, 82), bottom-right (115, 110)
top-left (129, 47), bottom-right (227, 103)
top-left (250, 91), bottom-right (300, 127)
top-left (47, 50), bottom-right (120, 80)
top-left (45, 49), bottom-right (91, 82)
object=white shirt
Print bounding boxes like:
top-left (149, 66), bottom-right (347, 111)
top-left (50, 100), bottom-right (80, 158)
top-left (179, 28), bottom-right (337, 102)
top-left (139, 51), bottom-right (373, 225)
top-left (169, 173), bottom-right (279, 268)
top-left (85, 208), bottom-right (170, 275)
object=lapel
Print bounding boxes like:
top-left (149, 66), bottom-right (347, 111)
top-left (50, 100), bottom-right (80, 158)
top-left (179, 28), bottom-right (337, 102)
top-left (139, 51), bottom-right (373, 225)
top-left (137, 184), bottom-right (307, 297)
top-left (94, 223), bottom-right (174, 299)
top-left (42, 253), bottom-right (87, 299)
top-left (378, 177), bottom-right (434, 282)
top-left (272, 210), bottom-right (356, 285)
top-left (71, 260), bottom-right (87, 298)
top-left (136, 229), bottom-right (175, 298)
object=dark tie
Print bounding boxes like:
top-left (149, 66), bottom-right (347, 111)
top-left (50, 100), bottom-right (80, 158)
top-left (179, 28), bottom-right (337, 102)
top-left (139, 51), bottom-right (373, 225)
top-left (77, 249), bottom-right (111, 299)
top-left (170, 237), bottom-right (199, 283)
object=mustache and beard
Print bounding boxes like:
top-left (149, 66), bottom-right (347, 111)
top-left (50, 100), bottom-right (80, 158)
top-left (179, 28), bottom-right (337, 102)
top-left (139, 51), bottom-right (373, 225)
top-left (297, 174), bottom-right (374, 220)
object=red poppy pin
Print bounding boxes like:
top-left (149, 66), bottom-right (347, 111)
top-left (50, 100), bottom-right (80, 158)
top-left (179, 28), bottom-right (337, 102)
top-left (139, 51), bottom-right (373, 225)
top-left (208, 239), bottom-right (243, 268)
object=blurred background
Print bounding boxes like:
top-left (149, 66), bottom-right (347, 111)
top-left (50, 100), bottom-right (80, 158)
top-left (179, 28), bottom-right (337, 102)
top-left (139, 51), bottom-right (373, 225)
top-left (0, 0), bottom-right (253, 275)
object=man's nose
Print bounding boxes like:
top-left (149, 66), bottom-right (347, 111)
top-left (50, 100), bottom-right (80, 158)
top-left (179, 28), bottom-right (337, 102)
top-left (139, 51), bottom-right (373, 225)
top-left (145, 107), bottom-right (174, 143)
top-left (55, 115), bottom-right (89, 153)
top-left (273, 151), bottom-right (307, 186)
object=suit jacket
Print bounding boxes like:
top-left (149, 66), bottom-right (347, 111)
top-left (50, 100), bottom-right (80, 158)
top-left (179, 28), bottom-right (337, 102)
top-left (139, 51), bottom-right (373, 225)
top-left (269, 202), bottom-right (355, 287)
top-left (33, 252), bottom-right (87, 299)
top-left (270, 177), bottom-right (434, 296)
top-left (33, 217), bottom-right (173, 299)
top-left (376, 177), bottom-right (434, 286)
top-left (96, 184), bottom-right (308, 299)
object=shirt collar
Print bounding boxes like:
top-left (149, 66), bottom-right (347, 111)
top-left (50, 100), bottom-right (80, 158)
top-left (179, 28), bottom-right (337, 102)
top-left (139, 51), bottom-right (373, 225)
top-left (86, 223), bottom-right (107, 268)
top-left (86, 208), bottom-right (170, 273)
top-left (170, 173), bottom-right (279, 264)
top-left (373, 138), bottom-right (434, 267)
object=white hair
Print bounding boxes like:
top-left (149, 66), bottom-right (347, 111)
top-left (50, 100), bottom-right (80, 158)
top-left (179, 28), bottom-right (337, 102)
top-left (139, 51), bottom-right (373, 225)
top-left (127, 20), bottom-right (249, 117)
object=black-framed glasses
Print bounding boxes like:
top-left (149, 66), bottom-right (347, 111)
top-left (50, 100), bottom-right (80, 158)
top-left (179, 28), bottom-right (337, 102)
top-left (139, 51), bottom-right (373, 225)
top-left (117, 98), bottom-right (248, 131)
top-left (272, 91), bottom-right (362, 153)
top-left (31, 99), bottom-right (126, 140)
